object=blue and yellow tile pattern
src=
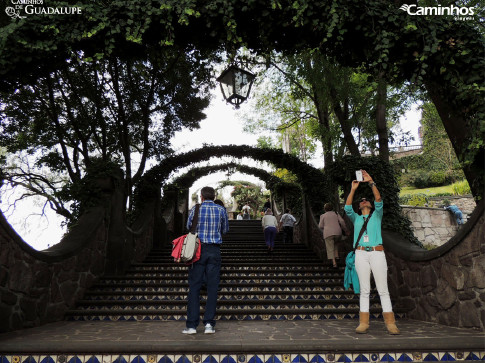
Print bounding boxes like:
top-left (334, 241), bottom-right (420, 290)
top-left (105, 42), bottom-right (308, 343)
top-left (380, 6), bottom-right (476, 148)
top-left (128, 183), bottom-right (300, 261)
top-left (1, 352), bottom-right (485, 363)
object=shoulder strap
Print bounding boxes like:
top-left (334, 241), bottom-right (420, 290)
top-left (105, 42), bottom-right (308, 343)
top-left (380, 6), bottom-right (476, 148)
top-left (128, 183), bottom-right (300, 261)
top-left (354, 210), bottom-right (373, 250)
top-left (335, 211), bottom-right (343, 228)
top-left (190, 204), bottom-right (200, 234)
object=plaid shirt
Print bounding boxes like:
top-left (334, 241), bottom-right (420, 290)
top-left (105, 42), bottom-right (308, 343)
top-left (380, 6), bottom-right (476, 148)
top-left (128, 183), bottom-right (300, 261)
top-left (186, 200), bottom-right (229, 244)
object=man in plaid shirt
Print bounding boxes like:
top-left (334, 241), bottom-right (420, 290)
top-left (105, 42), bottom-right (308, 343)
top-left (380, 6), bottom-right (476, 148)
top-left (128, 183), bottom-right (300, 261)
top-left (183, 186), bottom-right (229, 335)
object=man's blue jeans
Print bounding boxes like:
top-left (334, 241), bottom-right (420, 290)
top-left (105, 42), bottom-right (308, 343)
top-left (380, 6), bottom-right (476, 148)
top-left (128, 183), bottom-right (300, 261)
top-left (186, 243), bottom-right (221, 329)
top-left (454, 211), bottom-right (463, 225)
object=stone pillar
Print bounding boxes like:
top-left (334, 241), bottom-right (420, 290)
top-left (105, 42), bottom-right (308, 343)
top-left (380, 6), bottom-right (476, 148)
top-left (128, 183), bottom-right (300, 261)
top-left (152, 189), bottom-right (164, 249)
top-left (104, 170), bottom-right (129, 275)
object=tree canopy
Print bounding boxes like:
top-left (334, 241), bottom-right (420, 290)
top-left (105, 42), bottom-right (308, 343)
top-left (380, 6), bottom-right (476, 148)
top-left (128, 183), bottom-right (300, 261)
top-left (0, 46), bottom-right (214, 221)
top-left (1, 0), bottom-right (483, 199)
top-left (241, 50), bottom-right (414, 165)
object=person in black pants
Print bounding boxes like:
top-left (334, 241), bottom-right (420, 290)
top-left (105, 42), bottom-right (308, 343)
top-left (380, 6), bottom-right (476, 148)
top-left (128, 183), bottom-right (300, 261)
top-left (279, 208), bottom-right (296, 244)
top-left (183, 187), bottom-right (229, 335)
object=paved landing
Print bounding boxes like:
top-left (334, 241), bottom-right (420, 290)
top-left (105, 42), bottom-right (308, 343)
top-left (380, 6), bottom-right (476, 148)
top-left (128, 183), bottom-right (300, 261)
top-left (0, 319), bottom-right (483, 354)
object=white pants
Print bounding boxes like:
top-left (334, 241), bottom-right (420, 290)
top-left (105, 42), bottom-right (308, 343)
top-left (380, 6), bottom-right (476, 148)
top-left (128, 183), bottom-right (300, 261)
top-left (355, 250), bottom-right (393, 313)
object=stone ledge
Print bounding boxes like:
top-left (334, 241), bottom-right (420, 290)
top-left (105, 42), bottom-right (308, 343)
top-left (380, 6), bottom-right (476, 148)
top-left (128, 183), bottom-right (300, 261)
top-left (0, 207), bottom-right (105, 263)
top-left (384, 199), bottom-right (483, 261)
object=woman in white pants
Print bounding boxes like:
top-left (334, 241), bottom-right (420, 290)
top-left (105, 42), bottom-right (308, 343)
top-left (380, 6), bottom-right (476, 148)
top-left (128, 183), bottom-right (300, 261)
top-left (344, 170), bottom-right (400, 335)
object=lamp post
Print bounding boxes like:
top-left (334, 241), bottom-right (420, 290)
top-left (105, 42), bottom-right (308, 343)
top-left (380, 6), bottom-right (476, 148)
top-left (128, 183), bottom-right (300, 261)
top-left (216, 64), bottom-right (255, 108)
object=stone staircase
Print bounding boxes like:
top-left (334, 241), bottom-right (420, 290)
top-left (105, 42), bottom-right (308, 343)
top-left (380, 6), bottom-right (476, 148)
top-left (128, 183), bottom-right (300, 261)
top-left (65, 219), bottom-right (391, 322)
top-left (4, 220), bottom-right (484, 363)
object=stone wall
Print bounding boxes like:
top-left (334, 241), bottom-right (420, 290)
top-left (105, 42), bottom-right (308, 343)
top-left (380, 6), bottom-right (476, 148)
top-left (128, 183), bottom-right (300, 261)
top-left (131, 202), bottom-right (157, 263)
top-left (385, 202), bottom-right (484, 330)
top-left (427, 195), bottom-right (476, 215)
top-left (0, 208), bottom-right (108, 332)
top-left (402, 207), bottom-right (459, 247)
top-left (402, 196), bottom-right (478, 247)
top-left (0, 180), bottom-right (158, 333)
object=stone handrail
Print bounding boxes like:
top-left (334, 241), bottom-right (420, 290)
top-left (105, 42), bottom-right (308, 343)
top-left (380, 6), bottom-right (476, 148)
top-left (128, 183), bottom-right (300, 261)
top-left (383, 199), bottom-right (483, 261)
top-left (385, 200), bottom-right (484, 330)
top-left (0, 176), bottom-right (160, 332)
top-left (0, 206), bottom-right (109, 333)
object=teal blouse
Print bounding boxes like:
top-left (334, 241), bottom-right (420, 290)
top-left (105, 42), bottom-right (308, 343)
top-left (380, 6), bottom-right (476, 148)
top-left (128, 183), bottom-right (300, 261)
top-left (344, 201), bottom-right (383, 248)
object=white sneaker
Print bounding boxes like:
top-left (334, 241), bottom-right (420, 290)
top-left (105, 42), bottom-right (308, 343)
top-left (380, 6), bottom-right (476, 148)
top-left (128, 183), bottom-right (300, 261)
top-left (182, 328), bottom-right (197, 335)
top-left (204, 323), bottom-right (215, 334)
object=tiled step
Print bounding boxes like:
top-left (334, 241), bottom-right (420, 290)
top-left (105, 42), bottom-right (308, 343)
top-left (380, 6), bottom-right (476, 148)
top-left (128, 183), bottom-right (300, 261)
top-left (81, 290), bottom-right (361, 300)
top-left (122, 270), bottom-right (343, 277)
top-left (142, 257), bottom-right (324, 263)
top-left (153, 248), bottom-right (316, 256)
top-left (73, 298), bottom-right (373, 309)
top-left (66, 229), bottom-right (385, 324)
top-left (129, 263), bottom-right (340, 270)
top-left (65, 307), bottom-right (396, 321)
top-left (87, 282), bottom-right (346, 293)
top-left (97, 275), bottom-right (343, 283)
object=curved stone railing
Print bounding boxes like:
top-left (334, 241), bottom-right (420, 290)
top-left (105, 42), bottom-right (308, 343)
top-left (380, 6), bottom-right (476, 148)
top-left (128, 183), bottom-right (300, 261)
top-left (0, 177), bottom-right (160, 333)
top-left (0, 206), bottom-right (108, 333)
top-left (384, 200), bottom-right (484, 330)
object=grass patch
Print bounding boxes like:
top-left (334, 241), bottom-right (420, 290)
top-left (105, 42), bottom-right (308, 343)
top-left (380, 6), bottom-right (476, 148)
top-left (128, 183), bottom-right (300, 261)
top-left (400, 179), bottom-right (471, 197)
top-left (400, 185), bottom-right (454, 197)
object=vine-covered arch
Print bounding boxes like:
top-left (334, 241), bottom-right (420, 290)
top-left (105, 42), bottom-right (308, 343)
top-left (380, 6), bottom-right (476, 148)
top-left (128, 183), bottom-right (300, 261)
top-left (135, 144), bottom-right (420, 244)
top-left (162, 162), bottom-right (303, 216)
top-left (135, 145), bottom-right (328, 213)
top-left (163, 162), bottom-right (285, 192)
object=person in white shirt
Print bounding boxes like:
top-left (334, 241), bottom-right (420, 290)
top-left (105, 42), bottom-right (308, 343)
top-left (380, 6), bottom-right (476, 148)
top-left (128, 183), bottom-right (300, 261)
top-left (279, 209), bottom-right (296, 244)
top-left (242, 202), bottom-right (251, 220)
top-left (261, 208), bottom-right (279, 252)
top-left (236, 213), bottom-right (243, 220)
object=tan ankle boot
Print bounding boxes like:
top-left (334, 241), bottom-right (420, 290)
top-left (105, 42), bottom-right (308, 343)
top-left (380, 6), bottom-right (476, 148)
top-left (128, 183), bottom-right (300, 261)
top-left (355, 312), bottom-right (370, 334)
top-left (383, 312), bottom-right (401, 335)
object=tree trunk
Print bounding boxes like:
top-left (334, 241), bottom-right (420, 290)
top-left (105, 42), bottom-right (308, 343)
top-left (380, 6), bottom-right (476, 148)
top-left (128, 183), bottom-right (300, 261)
top-left (320, 108), bottom-right (334, 167)
top-left (425, 81), bottom-right (484, 200)
top-left (376, 73), bottom-right (389, 162)
top-left (313, 90), bottom-right (334, 167)
top-left (329, 87), bottom-right (360, 156)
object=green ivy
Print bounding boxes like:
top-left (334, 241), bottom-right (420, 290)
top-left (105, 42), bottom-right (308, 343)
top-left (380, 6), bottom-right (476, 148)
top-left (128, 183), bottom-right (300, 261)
top-left (134, 145), bottom-right (420, 246)
top-left (0, 0), bottom-right (483, 199)
top-left (58, 158), bottom-right (123, 225)
top-left (326, 155), bottom-right (422, 246)
top-left (134, 145), bottom-right (331, 214)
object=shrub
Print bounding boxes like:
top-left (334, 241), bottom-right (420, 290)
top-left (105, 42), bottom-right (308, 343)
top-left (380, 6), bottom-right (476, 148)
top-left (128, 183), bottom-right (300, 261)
top-left (429, 171), bottom-right (446, 186)
top-left (411, 171), bottom-right (431, 189)
top-left (404, 170), bottom-right (454, 189)
top-left (399, 193), bottom-right (430, 207)
top-left (452, 180), bottom-right (471, 195)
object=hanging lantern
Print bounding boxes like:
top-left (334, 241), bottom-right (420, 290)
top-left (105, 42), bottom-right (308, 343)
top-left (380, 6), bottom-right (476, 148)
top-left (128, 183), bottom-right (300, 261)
top-left (216, 64), bottom-right (255, 108)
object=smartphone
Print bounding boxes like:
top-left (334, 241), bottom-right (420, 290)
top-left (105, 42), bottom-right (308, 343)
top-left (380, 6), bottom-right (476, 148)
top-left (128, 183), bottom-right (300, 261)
top-left (355, 170), bottom-right (363, 182)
